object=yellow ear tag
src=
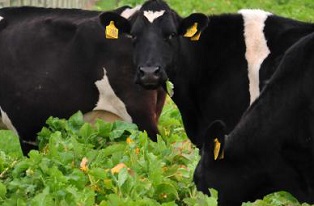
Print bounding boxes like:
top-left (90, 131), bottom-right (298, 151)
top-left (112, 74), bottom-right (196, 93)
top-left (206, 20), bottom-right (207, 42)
top-left (184, 22), bottom-right (198, 38)
top-left (191, 31), bottom-right (201, 41)
top-left (105, 21), bottom-right (119, 39)
top-left (213, 138), bottom-right (221, 160)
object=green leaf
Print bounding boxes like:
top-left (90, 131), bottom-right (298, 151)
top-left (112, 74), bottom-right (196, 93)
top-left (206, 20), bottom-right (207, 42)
top-left (95, 120), bottom-right (113, 138)
top-left (0, 181), bottom-right (7, 198)
top-left (117, 168), bottom-right (128, 187)
top-left (66, 187), bottom-right (95, 206)
top-left (88, 168), bottom-right (107, 180)
top-left (102, 144), bottom-right (126, 158)
top-left (30, 187), bottom-right (54, 206)
top-left (79, 123), bottom-right (94, 139)
top-left (154, 183), bottom-right (179, 203)
top-left (37, 127), bottom-right (53, 150)
top-left (67, 169), bottom-right (88, 190)
top-left (12, 161), bottom-right (31, 178)
top-left (209, 188), bottom-right (218, 199)
top-left (263, 191), bottom-right (300, 205)
top-left (109, 129), bottom-right (127, 141)
top-left (109, 121), bottom-right (138, 141)
top-left (0, 130), bottom-right (23, 158)
top-left (68, 111), bottom-right (85, 131)
top-left (166, 80), bottom-right (174, 97)
top-left (113, 121), bottom-right (138, 132)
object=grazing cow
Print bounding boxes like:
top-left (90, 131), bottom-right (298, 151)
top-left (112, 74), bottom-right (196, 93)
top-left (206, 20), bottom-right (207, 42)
top-left (99, 0), bottom-right (314, 148)
top-left (194, 32), bottom-right (314, 205)
top-left (0, 6), bottom-right (166, 155)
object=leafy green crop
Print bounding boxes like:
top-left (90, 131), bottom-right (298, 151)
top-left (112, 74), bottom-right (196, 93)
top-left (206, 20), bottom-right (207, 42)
top-left (0, 110), bottom-right (218, 205)
top-left (0, 105), bottom-right (311, 205)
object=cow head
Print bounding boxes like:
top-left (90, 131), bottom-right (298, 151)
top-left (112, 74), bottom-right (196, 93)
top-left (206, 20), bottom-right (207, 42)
top-left (194, 120), bottom-right (226, 194)
top-left (99, 0), bottom-right (209, 89)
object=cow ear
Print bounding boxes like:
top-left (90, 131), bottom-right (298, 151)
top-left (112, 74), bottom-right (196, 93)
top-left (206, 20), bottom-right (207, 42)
top-left (178, 13), bottom-right (209, 41)
top-left (99, 11), bottom-right (131, 39)
top-left (203, 120), bottom-right (226, 161)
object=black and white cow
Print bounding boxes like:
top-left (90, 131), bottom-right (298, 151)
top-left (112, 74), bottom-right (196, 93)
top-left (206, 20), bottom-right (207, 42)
top-left (0, 6), bottom-right (166, 155)
top-left (194, 32), bottom-right (314, 205)
top-left (99, 0), bottom-right (314, 148)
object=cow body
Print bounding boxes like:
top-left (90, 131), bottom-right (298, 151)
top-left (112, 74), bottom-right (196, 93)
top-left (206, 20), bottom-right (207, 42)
top-left (0, 7), bottom-right (166, 155)
top-left (100, 0), bottom-right (314, 148)
top-left (194, 32), bottom-right (314, 205)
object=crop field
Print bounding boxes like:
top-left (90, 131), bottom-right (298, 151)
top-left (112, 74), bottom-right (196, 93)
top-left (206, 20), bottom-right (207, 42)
top-left (1, 0), bottom-right (314, 205)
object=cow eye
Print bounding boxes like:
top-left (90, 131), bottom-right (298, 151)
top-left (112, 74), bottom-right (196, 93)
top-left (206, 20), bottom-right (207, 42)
top-left (126, 34), bottom-right (137, 42)
top-left (131, 35), bottom-right (137, 42)
top-left (125, 34), bottom-right (132, 39)
top-left (166, 32), bottom-right (176, 41)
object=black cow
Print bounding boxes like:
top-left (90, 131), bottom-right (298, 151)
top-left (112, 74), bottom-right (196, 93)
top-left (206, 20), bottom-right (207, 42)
top-left (194, 32), bottom-right (314, 205)
top-left (0, 6), bottom-right (166, 155)
top-left (99, 0), bottom-right (314, 148)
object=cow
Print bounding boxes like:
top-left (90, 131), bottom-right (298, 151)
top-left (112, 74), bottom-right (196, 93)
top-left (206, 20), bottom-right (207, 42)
top-left (194, 32), bottom-right (314, 205)
top-left (99, 0), bottom-right (314, 149)
top-left (0, 6), bottom-right (166, 155)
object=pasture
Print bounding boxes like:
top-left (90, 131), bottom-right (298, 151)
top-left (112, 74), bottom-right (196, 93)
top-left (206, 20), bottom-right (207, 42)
top-left (0, 0), bottom-right (314, 205)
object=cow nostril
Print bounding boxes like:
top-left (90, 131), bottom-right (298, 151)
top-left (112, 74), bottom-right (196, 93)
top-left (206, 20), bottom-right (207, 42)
top-left (154, 67), bottom-right (160, 75)
top-left (139, 68), bottom-right (145, 77)
top-left (138, 66), bottom-right (161, 79)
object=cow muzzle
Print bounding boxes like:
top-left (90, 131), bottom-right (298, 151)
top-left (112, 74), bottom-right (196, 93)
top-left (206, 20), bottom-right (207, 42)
top-left (135, 66), bottom-right (166, 89)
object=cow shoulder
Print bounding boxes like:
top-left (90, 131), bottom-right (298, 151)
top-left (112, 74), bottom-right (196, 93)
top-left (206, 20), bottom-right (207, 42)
top-left (43, 17), bottom-right (78, 39)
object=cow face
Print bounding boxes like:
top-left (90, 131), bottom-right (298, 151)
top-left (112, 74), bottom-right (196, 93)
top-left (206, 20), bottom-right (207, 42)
top-left (194, 120), bottom-right (226, 194)
top-left (193, 121), bottom-right (253, 205)
top-left (99, 0), bottom-right (208, 89)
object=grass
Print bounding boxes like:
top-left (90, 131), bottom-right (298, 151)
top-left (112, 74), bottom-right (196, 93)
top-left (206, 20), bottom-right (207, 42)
top-left (95, 0), bottom-right (314, 22)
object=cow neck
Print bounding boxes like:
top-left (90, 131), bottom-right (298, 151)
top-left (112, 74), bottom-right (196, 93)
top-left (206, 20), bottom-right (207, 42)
top-left (169, 37), bottom-right (204, 146)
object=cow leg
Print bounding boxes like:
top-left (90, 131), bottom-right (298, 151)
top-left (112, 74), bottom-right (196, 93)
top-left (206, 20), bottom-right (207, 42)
top-left (0, 109), bottom-right (35, 155)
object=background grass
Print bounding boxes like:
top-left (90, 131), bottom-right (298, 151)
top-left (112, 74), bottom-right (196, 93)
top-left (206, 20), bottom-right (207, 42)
top-left (95, 0), bottom-right (314, 21)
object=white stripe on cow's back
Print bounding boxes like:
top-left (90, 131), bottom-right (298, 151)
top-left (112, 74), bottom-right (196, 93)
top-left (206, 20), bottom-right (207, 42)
top-left (143, 10), bottom-right (165, 23)
top-left (94, 68), bottom-right (132, 122)
top-left (0, 107), bottom-right (18, 135)
top-left (239, 9), bottom-right (272, 104)
top-left (120, 5), bottom-right (142, 19)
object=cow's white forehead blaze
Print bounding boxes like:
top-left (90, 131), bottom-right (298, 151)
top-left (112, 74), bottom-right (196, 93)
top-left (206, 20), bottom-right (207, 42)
top-left (238, 9), bottom-right (272, 104)
top-left (120, 5), bottom-right (142, 19)
top-left (94, 68), bottom-right (132, 122)
top-left (0, 16), bottom-right (3, 21)
top-left (143, 10), bottom-right (165, 23)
